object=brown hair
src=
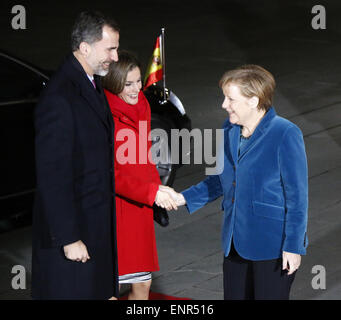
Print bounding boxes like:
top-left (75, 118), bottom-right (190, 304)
top-left (219, 65), bottom-right (276, 111)
top-left (102, 51), bottom-right (141, 94)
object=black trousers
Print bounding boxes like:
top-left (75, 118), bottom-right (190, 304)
top-left (223, 242), bottom-right (296, 300)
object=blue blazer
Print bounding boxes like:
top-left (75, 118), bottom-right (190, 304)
top-left (182, 107), bottom-right (308, 260)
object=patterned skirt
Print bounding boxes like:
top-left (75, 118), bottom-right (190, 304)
top-left (119, 272), bottom-right (152, 284)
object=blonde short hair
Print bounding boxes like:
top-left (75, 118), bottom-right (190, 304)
top-left (219, 65), bottom-right (276, 111)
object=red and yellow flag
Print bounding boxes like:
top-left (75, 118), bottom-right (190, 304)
top-left (144, 35), bottom-right (163, 89)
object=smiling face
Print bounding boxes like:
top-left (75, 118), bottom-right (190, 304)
top-left (118, 67), bottom-right (142, 105)
top-left (222, 83), bottom-right (256, 125)
top-left (86, 25), bottom-right (120, 76)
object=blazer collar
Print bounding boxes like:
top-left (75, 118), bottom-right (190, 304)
top-left (227, 107), bottom-right (276, 163)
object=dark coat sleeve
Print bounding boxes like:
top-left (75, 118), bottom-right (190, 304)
top-left (35, 94), bottom-right (81, 247)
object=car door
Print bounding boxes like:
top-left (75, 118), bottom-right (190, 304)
top-left (0, 53), bottom-right (47, 220)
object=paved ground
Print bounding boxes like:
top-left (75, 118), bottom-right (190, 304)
top-left (1, 0), bottom-right (341, 300)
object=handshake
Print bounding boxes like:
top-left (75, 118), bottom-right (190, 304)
top-left (154, 185), bottom-right (186, 211)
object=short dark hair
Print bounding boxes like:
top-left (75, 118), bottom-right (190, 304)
top-left (71, 11), bottom-right (119, 51)
top-left (102, 51), bottom-right (141, 94)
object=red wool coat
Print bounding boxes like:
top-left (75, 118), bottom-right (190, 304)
top-left (105, 89), bottom-right (160, 275)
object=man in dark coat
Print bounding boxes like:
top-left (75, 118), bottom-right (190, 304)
top-left (32, 11), bottom-right (120, 299)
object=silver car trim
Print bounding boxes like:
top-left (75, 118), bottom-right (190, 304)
top-left (0, 98), bottom-right (38, 107)
top-left (0, 189), bottom-right (36, 201)
top-left (169, 90), bottom-right (186, 115)
top-left (0, 52), bottom-right (49, 80)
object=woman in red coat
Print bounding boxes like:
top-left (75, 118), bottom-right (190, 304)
top-left (102, 51), bottom-right (176, 299)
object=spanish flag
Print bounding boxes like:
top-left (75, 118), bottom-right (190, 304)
top-left (144, 35), bottom-right (163, 89)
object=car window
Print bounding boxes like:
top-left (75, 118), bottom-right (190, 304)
top-left (0, 55), bottom-right (44, 101)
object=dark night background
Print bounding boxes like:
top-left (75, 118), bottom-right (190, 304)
top-left (0, 0), bottom-right (340, 299)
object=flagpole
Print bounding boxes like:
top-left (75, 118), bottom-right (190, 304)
top-left (161, 27), bottom-right (167, 103)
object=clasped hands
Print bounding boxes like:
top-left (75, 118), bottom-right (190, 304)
top-left (154, 185), bottom-right (186, 211)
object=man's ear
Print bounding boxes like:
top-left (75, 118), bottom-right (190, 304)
top-left (249, 96), bottom-right (259, 109)
top-left (79, 42), bottom-right (91, 57)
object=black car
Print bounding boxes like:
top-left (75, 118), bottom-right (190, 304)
top-left (0, 51), bottom-right (191, 229)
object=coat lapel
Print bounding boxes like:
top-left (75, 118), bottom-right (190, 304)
top-left (228, 125), bottom-right (240, 165)
top-left (66, 54), bottom-right (111, 131)
top-left (80, 82), bottom-right (111, 131)
top-left (238, 107), bottom-right (276, 162)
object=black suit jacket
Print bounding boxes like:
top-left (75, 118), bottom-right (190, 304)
top-left (32, 53), bottom-right (118, 299)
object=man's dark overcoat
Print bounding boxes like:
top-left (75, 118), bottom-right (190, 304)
top-left (32, 54), bottom-right (118, 299)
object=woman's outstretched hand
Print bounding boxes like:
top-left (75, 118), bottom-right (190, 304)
top-left (155, 185), bottom-right (178, 211)
top-left (158, 185), bottom-right (186, 207)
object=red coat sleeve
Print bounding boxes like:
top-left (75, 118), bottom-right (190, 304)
top-left (112, 93), bottom-right (162, 206)
top-left (114, 169), bottom-right (160, 207)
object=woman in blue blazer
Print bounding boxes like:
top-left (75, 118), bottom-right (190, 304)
top-left (163, 65), bottom-right (308, 299)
